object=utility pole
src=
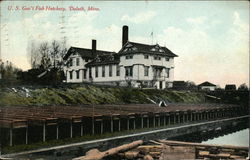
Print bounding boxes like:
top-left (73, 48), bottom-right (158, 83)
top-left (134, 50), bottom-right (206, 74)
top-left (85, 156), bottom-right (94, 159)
top-left (150, 31), bottom-right (154, 45)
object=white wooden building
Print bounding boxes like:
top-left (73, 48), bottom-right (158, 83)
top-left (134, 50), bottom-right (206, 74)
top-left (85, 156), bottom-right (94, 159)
top-left (63, 26), bottom-right (178, 89)
top-left (198, 81), bottom-right (217, 91)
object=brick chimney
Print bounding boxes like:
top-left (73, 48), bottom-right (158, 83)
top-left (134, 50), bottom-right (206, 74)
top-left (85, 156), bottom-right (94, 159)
top-left (122, 25), bottom-right (129, 47)
top-left (92, 39), bottom-right (96, 56)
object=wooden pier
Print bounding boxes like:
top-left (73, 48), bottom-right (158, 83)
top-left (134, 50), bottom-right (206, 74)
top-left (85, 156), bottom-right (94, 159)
top-left (0, 103), bottom-right (248, 147)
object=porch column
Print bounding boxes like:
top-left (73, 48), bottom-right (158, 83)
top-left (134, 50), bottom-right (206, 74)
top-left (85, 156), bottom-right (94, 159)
top-left (25, 126), bottom-right (28, 144)
top-left (173, 115), bottom-right (176, 124)
top-left (43, 122), bottom-right (46, 142)
top-left (133, 118), bottom-right (135, 130)
top-left (118, 119), bottom-right (121, 132)
top-left (56, 124), bottom-right (59, 140)
top-left (100, 120), bottom-right (103, 134)
top-left (92, 118), bottom-right (95, 135)
top-left (164, 115), bottom-right (166, 126)
top-left (80, 122), bottom-right (83, 136)
top-left (70, 121), bottom-right (73, 138)
top-left (127, 118), bottom-right (129, 130)
top-left (110, 117), bottom-right (113, 133)
top-left (141, 116), bottom-right (144, 128)
top-left (168, 115), bottom-right (170, 125)
top-left (153, 116), bottom-right (155, 128)
top-left (147, 117), bottom-right (149, 128)
top-left (196, 113), bottom-right (199, 121)
top-left (9, 128), bottom-right (13, 146)
top-left (158, 116), bottom-right (160, 126)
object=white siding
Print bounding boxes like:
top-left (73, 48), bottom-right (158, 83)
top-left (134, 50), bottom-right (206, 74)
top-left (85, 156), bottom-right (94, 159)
top-left (64, 53), bottom-right (88, 83)
top-left (64, 52), bottom-right (176, 89)
top-left (91, 64), bottom-right (122, 82)
top-left (201, 86), bottom-right (216, 91)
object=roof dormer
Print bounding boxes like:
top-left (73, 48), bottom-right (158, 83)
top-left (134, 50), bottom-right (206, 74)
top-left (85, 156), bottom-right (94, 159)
top-left (110, 55), bottom-right (114, 61)
top-left (150, 44), bottom-right (165, 53)
top-left (122, 42), bottom-right (138, 52)
top-left (126, 43), bottom-right (133, 47)
top-left (96, 56), bottom-right (101, 62)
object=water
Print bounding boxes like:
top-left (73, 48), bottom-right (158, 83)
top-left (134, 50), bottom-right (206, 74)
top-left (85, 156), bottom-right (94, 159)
top-left (202, 128), bottom-right (249, 146)
top-left (169, 119), bottom-right (249, 147)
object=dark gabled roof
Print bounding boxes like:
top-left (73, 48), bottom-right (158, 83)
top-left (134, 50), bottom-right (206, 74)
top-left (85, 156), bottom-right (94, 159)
top-left (198, 81), bottom-right (216, 87)
top-left (118, 41), bottom-right (178, 57)
top-left (63, 47), bottom-right (115, 60)
top-left (85, 54), bottom-right (120, 67)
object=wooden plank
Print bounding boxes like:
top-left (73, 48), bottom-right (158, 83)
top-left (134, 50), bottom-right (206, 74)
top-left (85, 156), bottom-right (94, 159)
top-left (199, 151), bottom-right (210, 156)
top-left (160, 145), bottom-right (196, 160)
top-left (159, 140), bottom-right (248, 150)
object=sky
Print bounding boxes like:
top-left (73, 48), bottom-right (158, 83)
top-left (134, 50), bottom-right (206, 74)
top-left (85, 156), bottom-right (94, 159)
top-left (0, 1), bottom-right (249, 88)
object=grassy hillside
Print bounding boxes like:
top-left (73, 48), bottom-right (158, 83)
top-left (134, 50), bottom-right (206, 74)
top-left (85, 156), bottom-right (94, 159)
top-left (0, 84), bottom-right (205, 106)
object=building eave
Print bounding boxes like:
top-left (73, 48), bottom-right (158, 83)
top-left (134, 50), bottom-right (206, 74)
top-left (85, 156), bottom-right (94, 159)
top-left (85, 60), bottom-right (120, 67)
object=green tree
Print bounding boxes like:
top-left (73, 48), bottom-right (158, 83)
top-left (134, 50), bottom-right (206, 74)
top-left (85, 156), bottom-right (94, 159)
top-left (186, 81), bottom-right (197, 90)
top-left (0, 60), bottom-right (21, 85)
top-left (27, 40), bottom-right (67, 70)
top-left (238, 83), bottom-right (248, 91)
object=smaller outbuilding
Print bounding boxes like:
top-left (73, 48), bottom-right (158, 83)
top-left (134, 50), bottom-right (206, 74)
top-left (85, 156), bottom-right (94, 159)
top-left (198, 81), bottom-right (216, 91)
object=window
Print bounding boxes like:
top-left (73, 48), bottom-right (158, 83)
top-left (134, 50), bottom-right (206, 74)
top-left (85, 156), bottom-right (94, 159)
top-left (102, 66), bottom-right (105, 77)
top-left (125, 66), bottom-right (133, 77)
top-left (109, 65), bottom-right (112, 77)
top-left (166, 68), bottom-right (170, 78)
top-left (76, 70), bottom-right (80, 79)
top-left (76, 58), bottom-right (80, 66)
top-left (55, 60), bottom-right (60, 66)
top-left (83, 70), bottom-right (87, 79)
top-left (144, 55), bottom-right (149, 59)
top-left (154, 56), bottom-right (161, 60)
top-left (95, 66), bottom-right (98, 77)
top-left (125, 55), bottom-right (133, 59)
top-left (153, 68), bottom-right (162, 78)
top-left (165, 57), bottom-right (169, 61)
top-left (69, 58), bottom-right (73, 67)
top-left (116, 65), bottom-right (120, 76)
top-left (69, 71), bottom-right (73, 79)
top-left (144, 66), bottom-right (149, 76)
top-left (89, 68), bottom-right (92, 78)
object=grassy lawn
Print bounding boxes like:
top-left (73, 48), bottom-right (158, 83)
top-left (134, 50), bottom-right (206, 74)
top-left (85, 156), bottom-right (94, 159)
top-left (0, 85), bottom-right (205, 107)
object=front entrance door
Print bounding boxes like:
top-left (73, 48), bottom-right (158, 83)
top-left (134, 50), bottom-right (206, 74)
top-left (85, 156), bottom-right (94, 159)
top-left (159, 81), bottom-right (162, 89)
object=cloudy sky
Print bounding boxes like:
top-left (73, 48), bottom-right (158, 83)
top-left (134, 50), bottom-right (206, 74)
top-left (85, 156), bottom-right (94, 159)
top-left (0, 1), bottom-right (249, 88)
